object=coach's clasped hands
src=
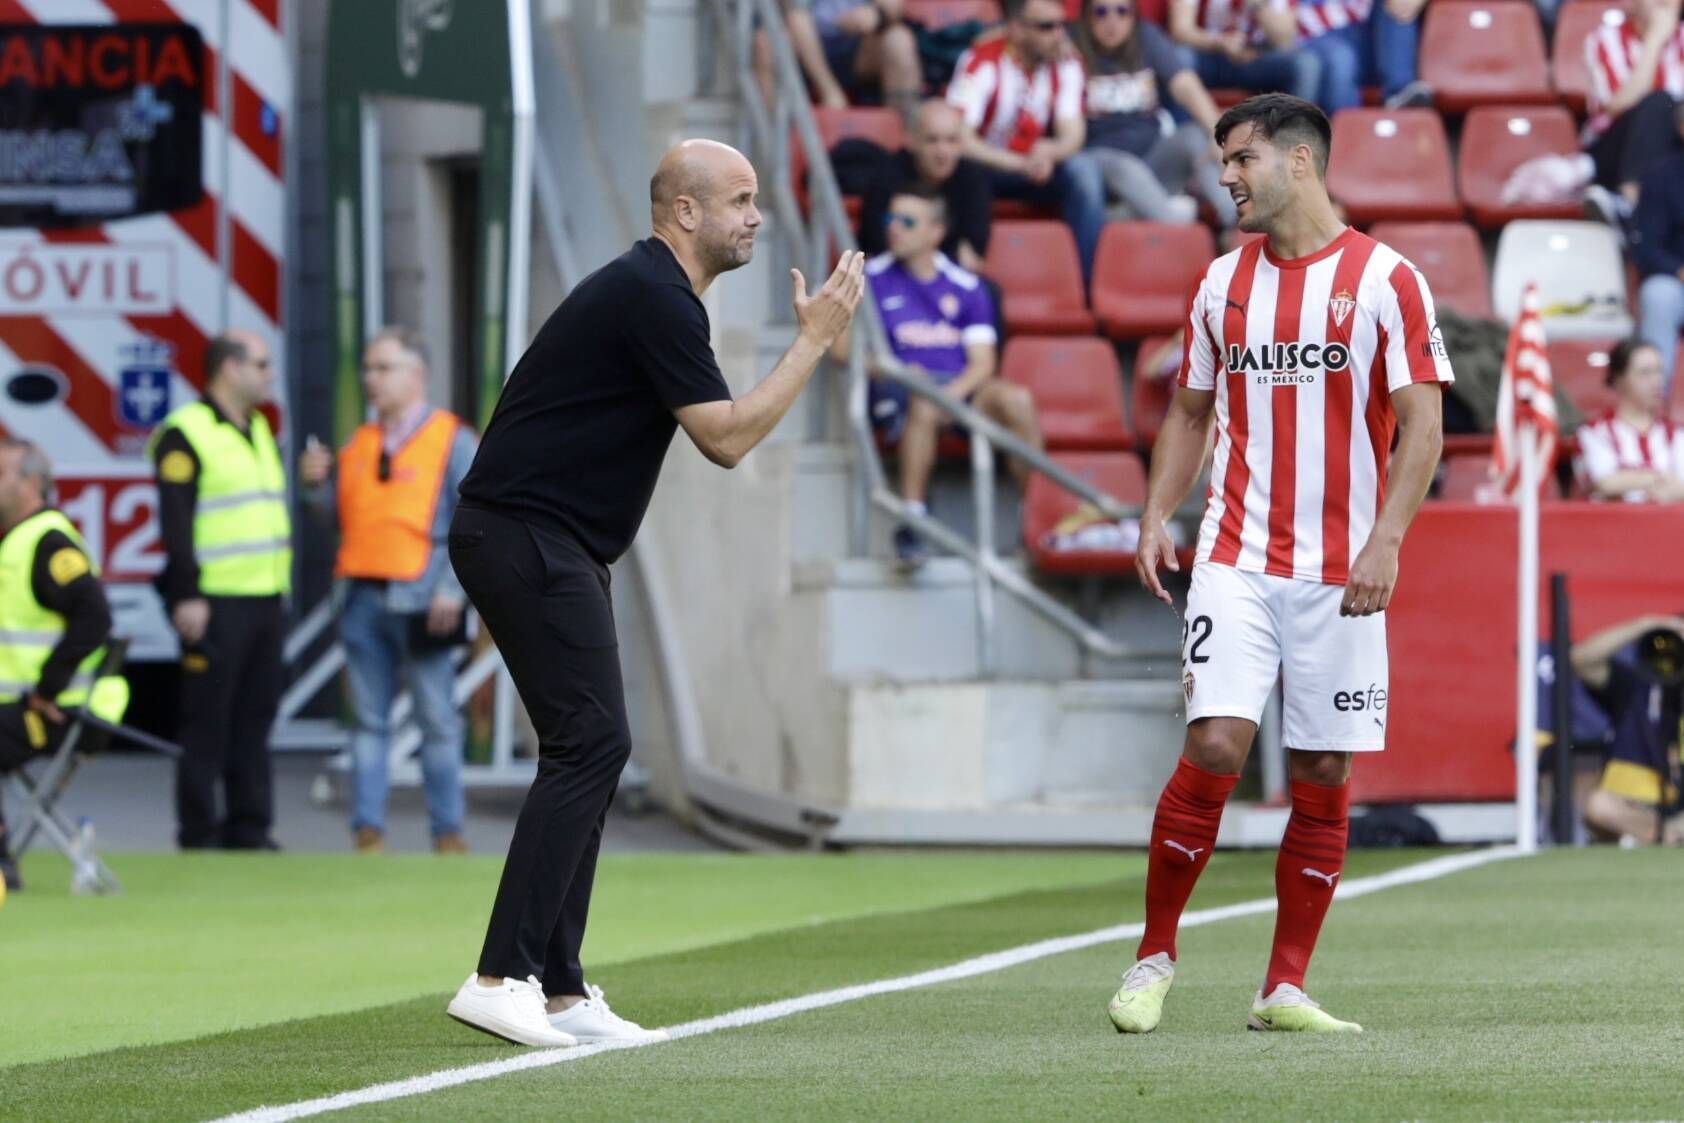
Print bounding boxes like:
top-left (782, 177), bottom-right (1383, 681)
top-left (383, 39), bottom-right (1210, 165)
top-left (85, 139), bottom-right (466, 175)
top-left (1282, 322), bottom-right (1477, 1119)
top-left (792, 251), bottom-right (867, 350)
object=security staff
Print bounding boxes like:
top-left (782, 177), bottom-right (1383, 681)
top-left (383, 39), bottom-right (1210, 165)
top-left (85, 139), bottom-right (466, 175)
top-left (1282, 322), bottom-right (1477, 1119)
top-left (152, 329), bottom-right (290, 851)
top-left (0, 439), bottom-right (126, 892)
top-left (443, 140), bottom-right (864, 1048)
top-left (300, 327), bottom-right (476, 854)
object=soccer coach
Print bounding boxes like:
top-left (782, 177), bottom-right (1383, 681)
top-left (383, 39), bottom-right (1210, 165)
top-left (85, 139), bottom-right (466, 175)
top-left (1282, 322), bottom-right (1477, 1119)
top-left (445, 139), bottom-right (865, 1048)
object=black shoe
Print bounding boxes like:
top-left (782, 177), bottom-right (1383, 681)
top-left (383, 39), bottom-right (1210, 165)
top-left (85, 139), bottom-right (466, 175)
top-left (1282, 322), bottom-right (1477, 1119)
top-left (893, 525), bottom-right (929, 572)
top-left (1, 854), bottom-right (22, 892)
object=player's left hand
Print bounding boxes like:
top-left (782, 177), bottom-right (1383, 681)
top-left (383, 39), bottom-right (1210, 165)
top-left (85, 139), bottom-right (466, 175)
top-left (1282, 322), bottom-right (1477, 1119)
top-left (1341, 540), bottom-right (1398, 617)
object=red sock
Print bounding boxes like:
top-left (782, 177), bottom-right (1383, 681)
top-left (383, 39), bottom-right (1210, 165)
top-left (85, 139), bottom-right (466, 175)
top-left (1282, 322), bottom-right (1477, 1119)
top-left (1137, 757), bottom-right (1239, 961)
top-left (1264, 779), bottom-right (1351, 993)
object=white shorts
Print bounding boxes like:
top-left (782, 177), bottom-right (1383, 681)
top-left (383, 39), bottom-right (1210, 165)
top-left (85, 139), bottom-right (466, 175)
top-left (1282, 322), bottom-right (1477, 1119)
top-left (1180, 562), bottom-right (1389, 752)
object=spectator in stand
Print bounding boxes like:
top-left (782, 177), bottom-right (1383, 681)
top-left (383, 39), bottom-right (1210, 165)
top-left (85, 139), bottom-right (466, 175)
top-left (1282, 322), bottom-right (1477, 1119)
top-left (946, 0), bottom-right (1108, 285)
top-left (1295, 0), bottom-right (1432, 112)
top-left (1068, 0), bottom-right (1237, 229)
top-left (1633, 99), bottom-right (1684, 382)
top-left (834, 186), bottom-right (1043, 568)
top-left (860, 100), bottom-right (994, 272)
top-left (1166, 0), bottom-right (1321, 106)
top-left (768, 0), bottom-right (924, 117)
top-left (1580, 0), bottom-right (1684, 233)
top-left (1571, 615), bottom-right (1684, 846)
top-left (1575, 338), bottom-right (1684, 502)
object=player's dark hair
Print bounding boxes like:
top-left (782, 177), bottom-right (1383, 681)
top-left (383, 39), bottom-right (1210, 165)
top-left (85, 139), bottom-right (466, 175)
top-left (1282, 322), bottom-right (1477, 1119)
top-left (1606, 336), bottom-right (1660, 386)
top-left (203, 333), bottom-right (250, 384)
top-left (889, 181), bottom-right (948, 225)
top-left (1214, 94), bottom-right (1333, 177)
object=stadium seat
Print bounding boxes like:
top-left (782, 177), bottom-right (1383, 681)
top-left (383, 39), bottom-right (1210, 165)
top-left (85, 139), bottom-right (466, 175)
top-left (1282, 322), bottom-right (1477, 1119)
top-left (1419, 1), bottom-right (1553, 112)
top-left (1130, 335), bottom-right (1180, 449)
top-left (1327, 110), bottom-right (1461, 224)
top-left (1457, 106), bottom-right (1583, 227)
top-left (1546, 338), bottom-right (1621, 419)
top-left (1000, 336), bottom-right (1130, 451)
top-left (1552, 0), bottom-right (1625, 114)
top-left (1022, 451), bottom-right (1149, 575)
top-left (1492, 220), bottom-right (1633, 338)
top-left (903, 0), bottom-right (1003, 27)
top-left (1092, 222), bottom-right (1215, 340)
top-left (791, 107), bottom-right (905, 219)
top-left (984, 221), bottom-right (1096, 335)
top-left (1437, 452), bottom-right (1502, 502)
top-left (1368, 221), bottom-right (1494, 319)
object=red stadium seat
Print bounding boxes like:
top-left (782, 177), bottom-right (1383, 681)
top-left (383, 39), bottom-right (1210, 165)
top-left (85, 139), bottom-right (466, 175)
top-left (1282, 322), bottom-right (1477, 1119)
top-left (1547, 338), bottom-right (1621, 418)
top-left (904, 0), bottom-right (1003, 27)
top-left (1367, 221), bottom-right (1494, 319)
top-left (1419, 1), bottom-right (1552, 112)
top-left (1092, 222), bottom-right (1215, 340)
top-left (1022, 451), bottom-right (1149, 575)
top-left (999, 336), bottom-right (1131, 450)
top-left (1130, 334), bottom-right (1181, 449)
top-left (984, 221), bottom-right (1097, 334)
top-left (1327, 109), bottom-right (1461, 224)
top-left (1457, 106), bottom-right (1582, 227)
top-left (1137, 0), bottom-right (1168, 21)
top-left (1553, 0), bottom-right (1626, 114)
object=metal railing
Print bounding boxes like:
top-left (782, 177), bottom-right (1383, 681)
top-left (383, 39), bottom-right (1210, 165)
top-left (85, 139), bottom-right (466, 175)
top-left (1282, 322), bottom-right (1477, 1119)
top-left (711, 0), bottom-right (1137, 666)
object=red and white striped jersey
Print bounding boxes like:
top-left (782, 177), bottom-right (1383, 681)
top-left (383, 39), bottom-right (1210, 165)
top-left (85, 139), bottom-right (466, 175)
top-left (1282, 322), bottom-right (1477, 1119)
top-left (1180, 0), bottom-right (1291, 45)
top-left (1575, 410), bottom-right (1684, 501)
top-left (947, 36), bottom-right (1085, 154)
top-left (1178, 228), bottom-right (1454, 585)
top-left (1294, 0), bottom-right (1372, 40)
top-left (1583, 19), bottom-right (1684, 132)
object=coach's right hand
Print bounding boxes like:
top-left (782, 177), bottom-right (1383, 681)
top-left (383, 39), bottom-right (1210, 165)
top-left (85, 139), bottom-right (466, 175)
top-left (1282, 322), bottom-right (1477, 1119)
top-left (792, 251), bottom-right (866, 349)
top-left (1135, 514), bottom-right (1179, 608)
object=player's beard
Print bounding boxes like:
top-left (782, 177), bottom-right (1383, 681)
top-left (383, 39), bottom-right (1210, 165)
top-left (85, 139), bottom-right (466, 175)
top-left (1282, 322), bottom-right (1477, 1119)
top-left (699, 211), bottom-right (754, 273)
top-left (1236, 173), bottom-right (1288, 234)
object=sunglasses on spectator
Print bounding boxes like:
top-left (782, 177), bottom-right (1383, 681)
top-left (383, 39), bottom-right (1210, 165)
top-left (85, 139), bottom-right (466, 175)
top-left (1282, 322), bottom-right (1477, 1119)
top-left (885, 213), bottom-right (921, 228)
top-left (1019, 17), bottom-right (1063, 30)
top-left (1093, 4), bottom-right (1133, 15)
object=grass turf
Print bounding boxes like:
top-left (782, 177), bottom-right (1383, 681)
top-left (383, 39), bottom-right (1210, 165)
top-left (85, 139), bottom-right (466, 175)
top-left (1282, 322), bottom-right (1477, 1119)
top-left (0, 849), bottom-right (1130, 1067)
top-left (4, 848), bottom-right (1679, 1122)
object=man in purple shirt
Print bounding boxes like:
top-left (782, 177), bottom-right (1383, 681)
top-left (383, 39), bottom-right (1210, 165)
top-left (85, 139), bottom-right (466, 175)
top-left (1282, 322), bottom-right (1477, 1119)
top-left (838, 184), bottom-right (1043, 567)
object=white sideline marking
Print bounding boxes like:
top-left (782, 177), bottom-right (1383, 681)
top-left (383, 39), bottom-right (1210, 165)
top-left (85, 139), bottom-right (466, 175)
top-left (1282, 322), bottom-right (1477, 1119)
top-left (212, 846), bottom-right (1520, 1123)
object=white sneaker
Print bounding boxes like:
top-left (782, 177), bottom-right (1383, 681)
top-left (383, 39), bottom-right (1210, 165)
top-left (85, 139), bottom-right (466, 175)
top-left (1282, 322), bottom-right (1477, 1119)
top-left (447, 974), bottom-right (579, 1047)
top-left (548, 984), bottom-right (669, 1043)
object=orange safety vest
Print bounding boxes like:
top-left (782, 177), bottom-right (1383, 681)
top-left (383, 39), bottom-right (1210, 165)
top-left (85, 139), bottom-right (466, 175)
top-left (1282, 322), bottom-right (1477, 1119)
top-left (335, 409), bottom-right (460, 582)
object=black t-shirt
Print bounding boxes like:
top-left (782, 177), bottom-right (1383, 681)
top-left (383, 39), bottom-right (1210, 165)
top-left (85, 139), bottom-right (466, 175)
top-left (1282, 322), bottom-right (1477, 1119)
top-left (859, 150), bottom-right (994, 261)
top-left (458, 238), bottom-right (732, 564)
top-left (1082, 24), bottom-right (1188, 157)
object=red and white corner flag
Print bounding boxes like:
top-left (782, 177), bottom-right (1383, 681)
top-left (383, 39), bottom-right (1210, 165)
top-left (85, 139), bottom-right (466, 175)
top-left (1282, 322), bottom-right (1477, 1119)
top-left (1492, 282), bottom-right (1558, 498)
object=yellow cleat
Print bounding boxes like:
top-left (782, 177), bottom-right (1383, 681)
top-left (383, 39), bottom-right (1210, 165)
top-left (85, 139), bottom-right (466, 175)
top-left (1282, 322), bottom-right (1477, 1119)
top-left (1108, 952), bottom-right (1175, 1033)
top-left (1246, 983), bottom-right (1363, 1033)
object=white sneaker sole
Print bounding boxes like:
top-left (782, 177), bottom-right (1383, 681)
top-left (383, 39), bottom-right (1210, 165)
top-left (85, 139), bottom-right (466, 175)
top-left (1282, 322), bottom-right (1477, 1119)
top-left (549, 1023), bottom-right (671, 1045)
top-left (447, 997), bottom-right (579, 1048)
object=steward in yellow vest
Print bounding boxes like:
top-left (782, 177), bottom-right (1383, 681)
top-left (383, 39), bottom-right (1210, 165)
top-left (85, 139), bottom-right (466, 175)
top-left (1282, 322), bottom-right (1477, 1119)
top-left (0, 439), bottom-right (124, 893)
top-left (150, 329), bottom-right (288, 851)
top-left (299, 327), bottom-right (475, 854)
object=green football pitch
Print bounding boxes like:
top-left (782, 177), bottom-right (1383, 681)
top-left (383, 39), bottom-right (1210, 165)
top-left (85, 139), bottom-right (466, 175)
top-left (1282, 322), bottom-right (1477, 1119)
top-left (2, 846), bottom-right (1679, 1121)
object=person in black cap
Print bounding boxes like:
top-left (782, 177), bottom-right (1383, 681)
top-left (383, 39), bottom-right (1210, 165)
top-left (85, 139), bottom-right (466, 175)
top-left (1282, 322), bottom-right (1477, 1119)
top-left (1570, 613), bottom-right (1684, 845)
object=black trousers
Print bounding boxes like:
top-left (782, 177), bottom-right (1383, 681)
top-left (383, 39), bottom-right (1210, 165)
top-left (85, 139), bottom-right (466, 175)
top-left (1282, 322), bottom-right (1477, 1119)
top-left (0, 701), bottom-right (70, 856)
top-left (175, 594), bottom-right (283, 849)
top-left (449, 504), bottom-right (631, 996)
top-left (1590, 91), bottom-right (1681, 191)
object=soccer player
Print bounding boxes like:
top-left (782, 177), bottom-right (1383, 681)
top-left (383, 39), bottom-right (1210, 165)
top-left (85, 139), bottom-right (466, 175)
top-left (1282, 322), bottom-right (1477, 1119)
top-left (1107, 94), bottom-right (1451, 1034)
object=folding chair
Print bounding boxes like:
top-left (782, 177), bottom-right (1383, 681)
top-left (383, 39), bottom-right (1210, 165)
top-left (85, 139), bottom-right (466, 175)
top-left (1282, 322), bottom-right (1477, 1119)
top-left (4, 640), bottom-right (170, 894)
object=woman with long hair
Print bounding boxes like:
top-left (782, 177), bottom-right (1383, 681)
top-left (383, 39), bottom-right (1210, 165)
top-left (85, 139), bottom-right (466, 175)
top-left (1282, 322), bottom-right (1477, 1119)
top-left (1066, 0), bottom-right (1235, 229)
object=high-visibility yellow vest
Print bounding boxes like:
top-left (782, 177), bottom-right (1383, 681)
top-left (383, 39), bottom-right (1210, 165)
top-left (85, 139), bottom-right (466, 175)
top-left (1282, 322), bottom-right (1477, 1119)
top-left (0, 509), bottom-right (129, 722)
top-left (335, 410), bottom-right (459, 582)
top-left (151, 401), bottom-right (292, 596)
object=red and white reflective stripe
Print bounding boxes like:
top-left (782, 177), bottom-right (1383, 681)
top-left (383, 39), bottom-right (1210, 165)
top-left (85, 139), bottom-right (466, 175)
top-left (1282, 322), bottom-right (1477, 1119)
top-left (1492, 284), bottom-right (1557, 498)
top-left (1294, 0), bottom-right (1371, 40)
top-left (1, 0), bottom-right (288, 456)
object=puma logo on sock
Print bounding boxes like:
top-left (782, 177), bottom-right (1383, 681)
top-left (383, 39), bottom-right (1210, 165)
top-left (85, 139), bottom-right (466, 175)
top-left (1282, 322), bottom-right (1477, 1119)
top-left (1164, 840), bottom-right (1205, 861)
top-left (1301, 867), bottom-right (1340, 886)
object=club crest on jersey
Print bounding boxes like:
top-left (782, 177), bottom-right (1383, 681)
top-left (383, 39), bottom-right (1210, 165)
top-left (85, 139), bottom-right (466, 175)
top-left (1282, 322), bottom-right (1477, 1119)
top-left (1329, 288), bottom-right (1356, 327)
top-left (939, 293), bottom-right (961, 319)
